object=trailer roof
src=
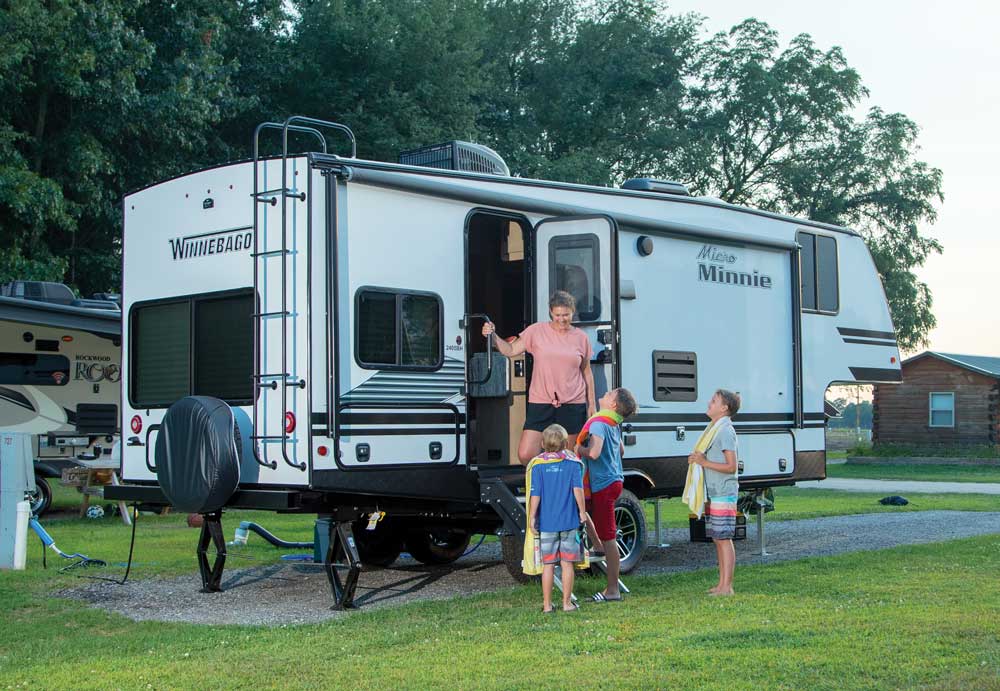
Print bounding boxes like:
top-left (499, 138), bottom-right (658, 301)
top-left (0, 296), bottom-right (120, 337)
top-left (125, 153), bottom-right (860, 239)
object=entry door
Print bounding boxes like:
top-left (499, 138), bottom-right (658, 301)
top-left (534, 215), bottom-right (619, 399)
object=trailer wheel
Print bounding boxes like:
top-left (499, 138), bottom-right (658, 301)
top-left (500, 534), bottom-right (536, 584)
top-left (615, 489), bottom-right (647, 574)
top-left (352, 520), bottom-right (404, 568)
top-left (28, 474), bottom-right (52, 517)
top-left (404, 528), bottom-right (471, 565)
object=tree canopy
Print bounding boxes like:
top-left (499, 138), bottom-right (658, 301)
top-left (0, 0), bottom-right (943, 347)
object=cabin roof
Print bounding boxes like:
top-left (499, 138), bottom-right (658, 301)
top-left (903, 351), bottom-right (1000, 379)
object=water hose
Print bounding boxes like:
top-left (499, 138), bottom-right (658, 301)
top-left (231, 521), bottom-right (313, 549)
top-left (29, 518), bottom-right (107, 570)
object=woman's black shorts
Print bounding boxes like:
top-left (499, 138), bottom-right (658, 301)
top-left (524, 403), bottom-right (587, 435)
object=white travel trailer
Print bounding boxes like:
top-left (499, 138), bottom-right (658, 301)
top-left (111, 118), bottom-right (901, 605)
top-left (0, 285), bottom-right (121, 514)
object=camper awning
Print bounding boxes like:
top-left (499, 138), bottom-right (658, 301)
top-left (0, 296), bottom-right (120, 337)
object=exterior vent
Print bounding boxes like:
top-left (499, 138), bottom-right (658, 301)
top-left (399, 141), bottom-right (510, 176)
top-left (622, 178), bottom-right (690, 197)
top-left (652, 350), bottom-right (697, 402)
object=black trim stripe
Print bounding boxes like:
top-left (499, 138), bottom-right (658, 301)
top-left (0, 386), bottom-right (35, 412)
top-left (849, 366), bottom-right (902, 382)
top-left (837, 327), bottom-right (895, 340)
top-left (630, 423), bottom-right (802, 433)
top-left (336, 427), bottom-right (464, 437)
top-left (632, 412), bottom-right (825, 423)
top-left (843, 337), bottom-right (898, 347)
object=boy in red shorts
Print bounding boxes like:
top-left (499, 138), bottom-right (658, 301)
top-left (575, 387), bottom-right (637, 602)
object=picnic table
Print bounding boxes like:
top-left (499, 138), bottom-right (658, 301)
top-left (60, 458), bottom-right (133, 526)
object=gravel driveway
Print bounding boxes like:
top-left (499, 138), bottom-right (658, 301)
top-left (61, 510), bottom-right (1000, 626)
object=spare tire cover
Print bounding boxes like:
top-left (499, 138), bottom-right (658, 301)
top-left (155, 396), bottom-right (241, 513)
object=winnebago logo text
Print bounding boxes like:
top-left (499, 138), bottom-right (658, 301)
top-left (697, 244), bottom-right (773, 289)
top-left (169, 225), bottom-right (253, 261)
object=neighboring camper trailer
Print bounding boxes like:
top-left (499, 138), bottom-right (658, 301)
top-left (110, 117), bottom-right (902, 606)
top-left (0, 284), bottom-right (121, 514)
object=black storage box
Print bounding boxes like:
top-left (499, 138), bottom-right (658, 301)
top-left (689, 513), bottom-right (746, 542)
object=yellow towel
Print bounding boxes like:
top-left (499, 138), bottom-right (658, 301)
top-left (522, 453), bottom-right (590, 575)
top-left (681, 419), bottom-right (724, 518)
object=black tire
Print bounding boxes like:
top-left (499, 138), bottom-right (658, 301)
top-left (614, 489), bottom-right (647, 574)
top-left (404, 527), bottom-right (471, 565)
top-left (29, 474), bottom-right (52, 516)
top-left (352, 520), bottom-right (404, 568)
top-left (500, 534), bottom-right (536, 584)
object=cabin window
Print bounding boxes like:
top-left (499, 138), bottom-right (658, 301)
top-left (130, 289), bottom-right (254, 408)
top-left (356, 287), bottom-right (443, 370)
top-left (0, 353), bottom-right (70, 386)
top-left (797, 231), bottom-right (839, 313)
top-left (549, 234), bottom-right (600, 321)
top-left (928, 392), bottom-right (955, 428)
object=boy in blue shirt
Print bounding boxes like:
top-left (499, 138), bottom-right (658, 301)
top-left (528, 424), bottom-right (586, 613)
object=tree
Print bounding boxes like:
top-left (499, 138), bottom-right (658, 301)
top-left (286, 0), bottom-right (488, 161)
top-left (477, 0), bottom-right (699, 185)
top-left (0, 0), bottom-right (288, 295)
top-left (678, 19), bottom-right (943, 349)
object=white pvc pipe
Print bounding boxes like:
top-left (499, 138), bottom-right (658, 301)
top-left (13, 501), bottom-right (29, 570)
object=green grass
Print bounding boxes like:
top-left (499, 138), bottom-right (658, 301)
top-left (644, 487), bottom-right (1000, 528)
top-left (828, 462), bottom-right (1000, 484)
top-left (2, 531), bottom-right (998, 690)
top-left (848, 442), bottom-right (1000, 459)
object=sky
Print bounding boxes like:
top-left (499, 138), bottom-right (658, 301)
top-left (665, 0), bottom-right (1000, 358)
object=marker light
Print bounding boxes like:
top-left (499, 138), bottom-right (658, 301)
top-left (62, 335), bottom-right (74, 342)
top-left (285, 411), bottom-right (296, 434)
top-left (317, 445), bottom-right (329, 457)
top-left (130, 415), bottom-right (142, 434)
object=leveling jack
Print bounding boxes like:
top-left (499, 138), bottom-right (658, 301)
top-left (324, 519), bottom-right (362, 610)
top-left (197, 511), bottom-right (227, 592)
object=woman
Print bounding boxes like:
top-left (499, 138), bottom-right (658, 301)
top-left (688, 389), bottom-right (741, 596)
top-left (482, 290), bottom-right (595, 463)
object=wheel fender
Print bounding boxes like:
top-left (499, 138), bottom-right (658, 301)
top-left (34, 462), bottom-right (61, 478)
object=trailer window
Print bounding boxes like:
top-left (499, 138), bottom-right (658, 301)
top-left (549, 234), bottom-right (600, 321)
top-left (356, 288), bottom-right (443, 370)
top-left (194, 293), bottom-right (254, 400)
top-left (130, 289), bottom-right (254, 408)
top-left (0, 353), bottom-right (70, 386)
top-left (797, 231), bottom-right (838, 313)
top-left (131, 301), bottom-right (191, 406)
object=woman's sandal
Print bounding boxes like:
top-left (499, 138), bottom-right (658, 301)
top-left (563, 602), bottom-right (580, 612)
top-left (592, 591), bottom-right (623, 603)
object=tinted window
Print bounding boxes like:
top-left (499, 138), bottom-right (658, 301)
top-left (194, 293), bottom-right (254, 400)
top-left (0, 353), bottom-right (70, 386)
top-left (798, 233), bottom-right (817, 310)
top-left (797, 231), bottom-right (838, 313)
top-left (358, 291), bottom-right (397, 366)
top-left (401, 294), bottom-right (440, 366)
top-left (132, 301), bottom-right (191, 405)
top-left (356, 288), bottom-right (442, 369)
top-left (550, 234), bottom-right (600, 321)
top-left (816, 235), bottom-right (839, 312)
